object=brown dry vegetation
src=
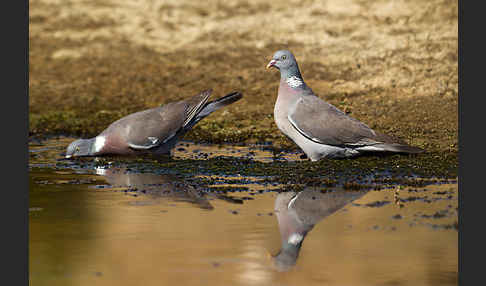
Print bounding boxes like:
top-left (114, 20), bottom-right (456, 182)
top-left (29, 0), bottom-right (458, 152)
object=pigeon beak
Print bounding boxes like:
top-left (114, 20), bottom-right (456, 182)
top-left (265, 249), bottom-right (273, 260)
top-left (266, 59), bottom-right (277, 69)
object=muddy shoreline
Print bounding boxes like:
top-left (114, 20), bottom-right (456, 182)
top-left (30, 137), bottom-right (457, 189)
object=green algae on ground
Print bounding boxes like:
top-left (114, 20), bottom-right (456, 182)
top-left (52, 150), bottom-right (457, 192)
top-left (30, 135), bottom-right (457, 187)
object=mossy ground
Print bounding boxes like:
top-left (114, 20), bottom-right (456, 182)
top-left (29, 0), bottom-right (458, 176)
top-left (49, 149), bottom-right (457, 193)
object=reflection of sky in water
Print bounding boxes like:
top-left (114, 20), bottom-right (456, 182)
top-left (237, 236), bottom-right (272, 286)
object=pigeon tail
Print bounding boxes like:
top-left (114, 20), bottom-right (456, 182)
top-left (362, 131), bottom-right (424, 154)
top-left (367, 143), bottom-right (425, 154)
top-left (198, 91), bottom-right (243, 118)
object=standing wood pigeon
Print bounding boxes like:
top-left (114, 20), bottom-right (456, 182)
top-left (266, 50), bottom-right (424, 161)
top-left (272, 187), bottom-right (367, 271)
top-left (65, 89), bottom-right (242, 158)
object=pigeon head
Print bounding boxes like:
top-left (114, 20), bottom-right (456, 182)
top-left (272, 242), bottom-right (302, 272)
top-left (266, 50), bottom-right (302, 78)
top-left (65, 139), bottom-right (94, 158)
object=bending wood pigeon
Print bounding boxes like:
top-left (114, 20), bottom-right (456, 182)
top-left (96, 167), bottom-right (244, 209)
top-left (97, 167), bottom-right (215, 209)
top-left (65, 89), bottom-right (242, 158)
top-left (272, 187), bottom-right (367, 271)
top-left (266, 50), bottom-right (424, 160)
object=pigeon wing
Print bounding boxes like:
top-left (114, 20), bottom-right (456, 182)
top-left (287, 96), bottom-right (384, 147)
top-left (109, 90), bottom-right (212, 150)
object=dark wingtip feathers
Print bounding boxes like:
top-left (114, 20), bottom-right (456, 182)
top-left (397, 145), bottom-right (425, 154)
top-left (379, 143), bottom-right (425, 154)
top-left (201, 88), bottom-right (213, 97)
top-left (213, 91), bottom-right (243, 105)
top-left (196, 91), bottom-right (243, 118)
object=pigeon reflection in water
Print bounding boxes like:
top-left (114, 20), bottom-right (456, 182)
top-left (272, 187), bottom-right (368, 271)
top-left (96, 167), bottom-right (243, 210)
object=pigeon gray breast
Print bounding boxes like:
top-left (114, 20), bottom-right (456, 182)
top-left (266, 50), bottom-right (424, 161)
top-left (65, 89), bottom-right (242, 158)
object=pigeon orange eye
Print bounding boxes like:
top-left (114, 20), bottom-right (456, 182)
top-left (282, 55), bottom-right (287, 60)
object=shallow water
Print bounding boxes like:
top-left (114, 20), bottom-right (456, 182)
top-left (29, 138), bottom-right (458, 286)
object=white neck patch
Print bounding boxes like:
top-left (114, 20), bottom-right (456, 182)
top-left (95, 167), bottom-right (106, 176)
top-left (288, 233), bottom-right (304, 245)
top-left (94, 136), bottom-right (106, 153)
top-left (286, 76), bottom-right (303, 88)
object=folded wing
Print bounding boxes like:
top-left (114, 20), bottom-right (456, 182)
top-left (287, 95), bottom-right (398, 147)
